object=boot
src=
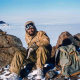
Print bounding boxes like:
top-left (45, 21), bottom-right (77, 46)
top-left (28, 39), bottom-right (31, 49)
top-left (36, 67), bottom-right (44, 79)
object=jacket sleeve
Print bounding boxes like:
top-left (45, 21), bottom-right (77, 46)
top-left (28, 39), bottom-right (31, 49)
top-left (36, 31), bottom-right (50, 46)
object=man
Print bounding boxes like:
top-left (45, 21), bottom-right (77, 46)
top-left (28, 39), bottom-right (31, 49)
top-left (4, 21), bottom-right (52, 80)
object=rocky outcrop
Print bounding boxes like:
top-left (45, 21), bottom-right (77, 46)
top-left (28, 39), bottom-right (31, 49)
top-left (0, 29), bottom-right (6, 35)
top-left (56, 31), bottom-right (77, 48)
top-left (0, 35), bottom-right (23, 47)
top-left (51, 31), bottom-right (80, 58)
top-left (0, 21), bottom-right (5, 24)
top-left (73, 33), bottom-right (80, 47)
top-left (0, 30), bottom-right (26, 69)
top-left (74, 33), bottom-right (80, 40)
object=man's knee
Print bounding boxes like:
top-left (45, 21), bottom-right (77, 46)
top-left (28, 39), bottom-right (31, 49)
top-left (36, 46), bottom-right (49, 56)
top-left (37, 46), bottom-right (46, 51)
top-left (14, 50), bottom-right (26, 60)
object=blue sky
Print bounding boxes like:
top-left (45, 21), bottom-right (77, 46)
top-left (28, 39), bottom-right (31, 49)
top-left (0, 0), bottom-right (80, 24)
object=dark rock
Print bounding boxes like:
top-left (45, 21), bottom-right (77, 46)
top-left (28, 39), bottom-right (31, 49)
top-left (56, 31), bottom-right (74, 48)
top-left (0, 32), bottom-right (26, 69)
top-left (46, 70), bottom-right (57, 79)
top-left (51, 31), bottom-right (80, 58)
top-left (0, 29), bottom-right (7, 35)
top-left (73, 33), bottom-right (80, 47)
top-left (0, 21), bottom-right (5, 24)
top-left (56, 31), bottom-right (80, 48)
top-left (74, 33), bottom-right (80, 40)
top-left (0, 34), bottom-right (23, 48)
top-left (51, 31), bottom-right (73, 59)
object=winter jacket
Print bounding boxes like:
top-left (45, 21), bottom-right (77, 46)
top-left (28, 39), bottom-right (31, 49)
top-left (25, 31), bottom-right (50, 47)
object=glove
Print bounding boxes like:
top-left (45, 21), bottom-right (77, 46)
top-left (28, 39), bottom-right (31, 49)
top-left (30, 42), bottom-right (39, 51)
top-left (26, 48), bottom-right (34, 59)
top-left (26, 42), bottom-right (38, 59)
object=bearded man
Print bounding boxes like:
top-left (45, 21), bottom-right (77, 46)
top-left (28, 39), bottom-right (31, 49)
top-left (4, 21), bottom-right (52, 80)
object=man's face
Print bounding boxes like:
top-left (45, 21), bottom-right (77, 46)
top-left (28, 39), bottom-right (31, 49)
top-left (27, 28), bottom-right (35, 36)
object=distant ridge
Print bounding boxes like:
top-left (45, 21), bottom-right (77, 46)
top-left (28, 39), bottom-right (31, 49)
top-left (0, 21), bottom-right (6, 24)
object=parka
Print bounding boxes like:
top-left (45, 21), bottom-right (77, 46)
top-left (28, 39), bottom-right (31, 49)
top-left (25, 30), bottom-right (50, 47)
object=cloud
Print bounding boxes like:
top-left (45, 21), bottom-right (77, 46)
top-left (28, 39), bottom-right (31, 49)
top-left (0, 12), bottom-right (80, 25)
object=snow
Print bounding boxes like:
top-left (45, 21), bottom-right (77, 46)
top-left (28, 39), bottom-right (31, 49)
top-left (0, 23), bottom-right (80, 79)
top-left (0, 63), bottom-right (55, 80)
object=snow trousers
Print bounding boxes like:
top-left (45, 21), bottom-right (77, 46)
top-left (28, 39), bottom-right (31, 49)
top-left (9, 46), bottom-right (51, 75)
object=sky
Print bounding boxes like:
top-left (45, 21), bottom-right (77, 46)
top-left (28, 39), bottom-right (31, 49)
top-left (0, 0), bottom-right (80, 25)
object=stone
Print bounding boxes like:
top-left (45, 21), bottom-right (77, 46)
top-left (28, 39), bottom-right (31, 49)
top-left (0, 34), bottom-right (22, 48)
top-left (73, 33), bottom-right (80, 47)
top-left (0, 29), bottom-right (6, 35)
top-left (51, 31), bottom-right (80, 60)
top-left (56, 31), bottom-right (74, 48)
top-left (51, 31), bottom-right (73, 59)
top-left (46, 70), bottom-right (56, 79)
top-left (0, 30), bottom-right (26, 69)
top-left (74, 33), bottom-right (80, 40)
top-left (0, 21), bottom-right (5, 24)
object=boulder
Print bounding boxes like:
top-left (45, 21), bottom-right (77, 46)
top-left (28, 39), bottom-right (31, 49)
top-left (51, 31), bottom-right (80, 58)
top-left (0, 21), bottom-right (5, 24)
top-left (73, 33), bottom-right (80, 47)
top-left (0, 31), bottom-right (26, 69)
top-left (74, 33), bottom-right (80, 40)
top-left (0, 29), bottom-right (6, 35)
top-left (51, 31), bottom-right (72, 58)
top-left (0, 35), bottom-right (23, 48)
top-left (56, 31), bottom-right (74, 48)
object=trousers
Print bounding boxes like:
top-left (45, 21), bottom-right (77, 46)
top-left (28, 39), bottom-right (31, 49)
top-left (9, 46), bottom-right (51, 75)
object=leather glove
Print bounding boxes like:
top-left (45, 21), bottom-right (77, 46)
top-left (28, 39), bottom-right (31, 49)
top-left (26, 48), bottom-right (34, 59)
top-left (26, 42), bottom-right (38, 59)
top-left (30, 42), bottom-right (38, 51)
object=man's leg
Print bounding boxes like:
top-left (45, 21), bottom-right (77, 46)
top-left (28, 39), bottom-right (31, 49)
top-left (36, 46), bottom-right (51, 68)
top-left (9, 50), bottom-right (36, 76)
top-left (36, 46), bottom-right (51, 79)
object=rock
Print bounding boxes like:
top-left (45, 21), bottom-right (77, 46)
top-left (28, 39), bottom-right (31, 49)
top-left (56, 31), bottom-right (74, 48)
top-left (0, 47), bottom-right (26, 69)
top-left (51, 31), bottom-right (72, 58)
top-left (0, 30), bottom-right (26, 69)
top-left (0, 21), bottom-right (5, 24)
top-left (51, 31), bottom-right (80, 59)
top-left (74, 33), bottom-right (80, 40)
top-left (46, 70), bottom-right (56, 79)
top-left (56, 31), bottom-right (80, 48)
top-left (73, 33), bottom-right (80, 47)
top-left (0, 29), bottom-right (7, 35)
top-left (0, 34), bottom-right (22, 48)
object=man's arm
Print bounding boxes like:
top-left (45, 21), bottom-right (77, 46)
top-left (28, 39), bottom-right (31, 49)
top-left (36, 31), bottom-right (50, 47)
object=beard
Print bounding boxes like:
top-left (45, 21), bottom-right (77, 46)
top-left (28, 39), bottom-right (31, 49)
top-left (29, 33), bottom-right (35, 36)
top-left (28, 31), bottom-right (35, 36)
